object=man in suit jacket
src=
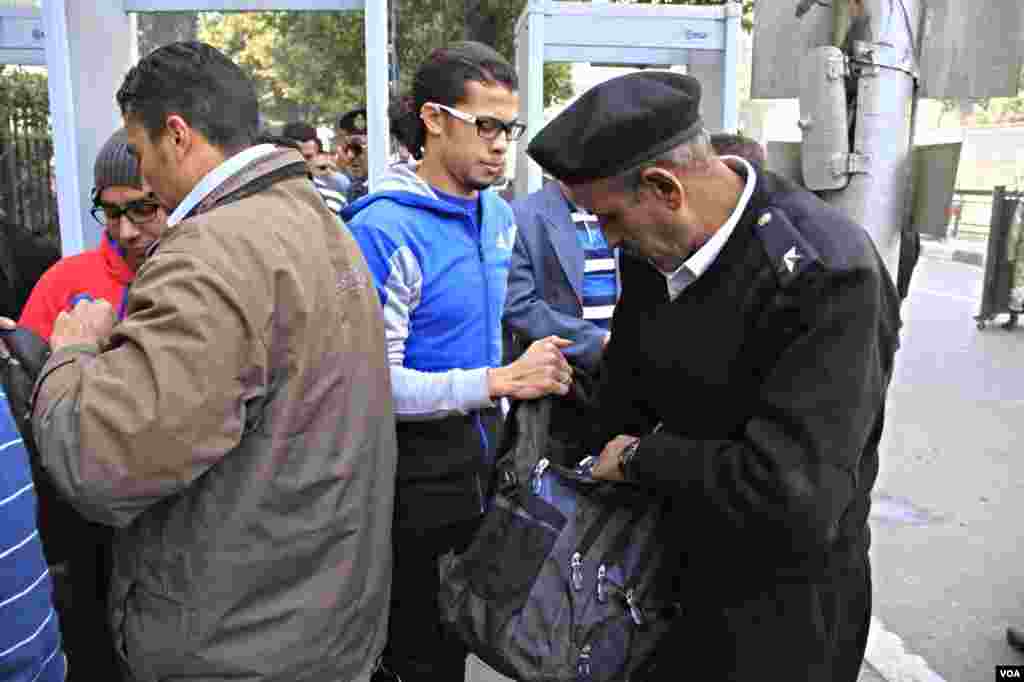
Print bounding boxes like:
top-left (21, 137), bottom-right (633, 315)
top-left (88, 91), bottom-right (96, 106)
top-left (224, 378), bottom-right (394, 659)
top-left (504, 180), bottom-right (619, 372)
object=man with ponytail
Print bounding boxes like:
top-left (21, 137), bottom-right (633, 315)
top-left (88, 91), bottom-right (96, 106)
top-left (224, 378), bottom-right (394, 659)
top-left (344, 42), bottom-right (572, 682)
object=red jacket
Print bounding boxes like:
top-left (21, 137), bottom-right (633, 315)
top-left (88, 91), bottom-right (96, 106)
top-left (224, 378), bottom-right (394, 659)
top-left (19, 235), bottom-right (135, 340)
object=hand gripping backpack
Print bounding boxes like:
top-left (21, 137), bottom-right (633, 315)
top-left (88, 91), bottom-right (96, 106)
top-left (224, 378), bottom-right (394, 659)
top-left (439, 397), bottom-right (680, 682)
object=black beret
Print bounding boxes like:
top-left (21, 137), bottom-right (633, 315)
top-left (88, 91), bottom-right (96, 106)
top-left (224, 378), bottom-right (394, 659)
top-left (527, 71), bottom-right (703, 184)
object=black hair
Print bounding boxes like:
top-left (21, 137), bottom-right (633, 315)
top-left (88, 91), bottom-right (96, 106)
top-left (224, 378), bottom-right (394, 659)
top-left (392, 41), bottom-right (517, 161)
top-left (281, 122), bottom-right (323, 152)
top-left (389, 96), bottom-right (418, 154)
top-left (337, 108), bottom-right (368, 134)
top-left (709, 133), bottom-right (766, 165)
top-left (116, 41), bottom-right (258, 154)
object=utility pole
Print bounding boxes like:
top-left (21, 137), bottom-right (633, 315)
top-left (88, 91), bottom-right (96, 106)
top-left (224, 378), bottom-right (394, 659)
top-left (824, 0), bottom-right (920, 275)
top-left (756, 0), bottom-right (1023, 287)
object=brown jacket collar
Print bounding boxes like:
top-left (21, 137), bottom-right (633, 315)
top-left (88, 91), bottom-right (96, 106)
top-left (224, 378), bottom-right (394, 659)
top-left (146, 147), bottom-right (308, 260)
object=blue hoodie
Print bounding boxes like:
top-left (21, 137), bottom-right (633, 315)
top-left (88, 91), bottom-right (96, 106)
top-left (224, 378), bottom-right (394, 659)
top-left (342, 164), bottom-right (516, 527)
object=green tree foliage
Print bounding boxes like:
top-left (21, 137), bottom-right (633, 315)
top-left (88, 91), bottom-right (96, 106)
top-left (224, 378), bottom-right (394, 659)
top-left (0, 66), bottom-right (57, 240)
top-left (940, 67), bottom-right (1024, 127)
top-left (189, 1), bottom-right (754, 127)
top-left (0, 66), bottom-right (49, 133)
top-left (197, 2), bottom-right (575, 126)
top-left (973, 67), bottom-right (1024, 126)
top-left (137, 12), bottom-right (198, 58)
top-left (199, 12), bottom-right (365, 125)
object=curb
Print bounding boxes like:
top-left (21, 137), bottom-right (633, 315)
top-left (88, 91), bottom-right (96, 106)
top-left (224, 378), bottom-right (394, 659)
top-left (951, 250), bottom-right (985, 267)
top-left (920, 240), bottom-right (986, 268)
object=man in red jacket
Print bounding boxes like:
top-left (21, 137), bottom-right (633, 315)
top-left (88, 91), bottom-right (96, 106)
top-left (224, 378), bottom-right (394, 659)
top-left (19, 128), bottom-right (166, 339)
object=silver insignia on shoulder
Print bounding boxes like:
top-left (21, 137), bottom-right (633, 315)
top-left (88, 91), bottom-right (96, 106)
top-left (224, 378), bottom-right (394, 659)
top-left (783, 246), bottom-right (802, 273)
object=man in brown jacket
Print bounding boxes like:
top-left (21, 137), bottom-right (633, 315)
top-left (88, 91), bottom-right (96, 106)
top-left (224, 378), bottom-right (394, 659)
top-left (27, 42), bottom-right (397, 682)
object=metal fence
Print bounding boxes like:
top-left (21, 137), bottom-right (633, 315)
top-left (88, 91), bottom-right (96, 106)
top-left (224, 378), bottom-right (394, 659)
top-left (947, 189), bottom-right (998, 241)
top-left (0, 130), bottom-right (57, 237)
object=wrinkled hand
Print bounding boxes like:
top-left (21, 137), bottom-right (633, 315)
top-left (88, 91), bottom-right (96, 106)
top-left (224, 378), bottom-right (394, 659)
top-left (590, 435), bottom-right (639, 481)
top-left (51, 298), bottom-right (116, 351)
top-left (488, 335), bottom-right (573, 400)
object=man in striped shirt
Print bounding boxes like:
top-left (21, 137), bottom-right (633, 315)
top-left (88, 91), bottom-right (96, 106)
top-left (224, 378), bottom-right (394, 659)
top-left (504, 180), bottom-right (619, 372)
top-left (0, 383), bottom-right (64, 682)
top-left (281, 121), bottom-right (348, 215)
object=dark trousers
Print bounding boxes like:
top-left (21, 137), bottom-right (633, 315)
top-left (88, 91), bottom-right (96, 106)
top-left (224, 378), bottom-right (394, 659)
top-left (382, 518), bottom-right (481, 682)
top-left (50, 523), bottom-right (121, 682)
top-left (645, 551), bottom-right (872, 682)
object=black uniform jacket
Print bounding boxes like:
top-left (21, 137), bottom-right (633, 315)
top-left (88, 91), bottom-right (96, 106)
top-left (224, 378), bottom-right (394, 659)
top-left (589, 168), bottom-right (902, 678)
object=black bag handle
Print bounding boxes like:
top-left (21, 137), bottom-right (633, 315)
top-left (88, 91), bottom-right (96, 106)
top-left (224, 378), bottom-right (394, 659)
top-left (0, 326), bottom-right (51, 459)
top-left (494, 363), bottom-right (602, 497)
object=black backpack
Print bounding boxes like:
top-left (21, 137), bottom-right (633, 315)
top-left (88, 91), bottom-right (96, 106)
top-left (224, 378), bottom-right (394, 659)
top-left (439, 397), bottom-right (680, 681)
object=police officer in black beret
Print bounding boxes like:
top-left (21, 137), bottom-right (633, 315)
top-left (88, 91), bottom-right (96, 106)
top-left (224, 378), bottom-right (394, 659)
top-left (528, 71), bottom-right (901, 681)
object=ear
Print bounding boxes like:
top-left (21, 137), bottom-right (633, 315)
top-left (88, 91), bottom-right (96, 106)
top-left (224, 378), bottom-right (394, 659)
top-left (640, 167), bottom-right (683, 210)
top-left (164, 115), bottom-right (192, 160)
top-left (419, 103), bottom-right (445, 138)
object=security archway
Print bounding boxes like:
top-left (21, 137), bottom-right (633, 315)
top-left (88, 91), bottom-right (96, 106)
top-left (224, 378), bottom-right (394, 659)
top-left (515, 0), bottom-right (741, 195)
top-left (35, 0), bottom-right (388, 256)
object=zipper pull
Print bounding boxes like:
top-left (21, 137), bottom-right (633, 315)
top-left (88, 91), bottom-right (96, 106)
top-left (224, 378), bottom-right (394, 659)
top-left (570, 552), bottom-right (584, 591)
top-left (596, 565), bottom-right (608, 603)
top-left (625, 588), bottom-right (644, 626)
top-left (576, 644), bottom-right (592, 678)
top-left (531, 458), bottom-right (550, 494)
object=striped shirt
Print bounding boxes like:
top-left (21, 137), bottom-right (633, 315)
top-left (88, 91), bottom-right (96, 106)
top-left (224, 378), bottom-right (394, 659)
top-left (572, 211), bottom-right (617, 329)
top-left (313, 176), bottom-right (347, 216)
top-left (0, 392), bottom-right (65, 682)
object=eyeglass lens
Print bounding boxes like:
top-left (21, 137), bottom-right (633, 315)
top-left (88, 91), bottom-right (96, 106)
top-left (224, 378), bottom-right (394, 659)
top-left (92, 200), bottom-right (159, 225)
top-left (475, 116), bottom-right (525, 141)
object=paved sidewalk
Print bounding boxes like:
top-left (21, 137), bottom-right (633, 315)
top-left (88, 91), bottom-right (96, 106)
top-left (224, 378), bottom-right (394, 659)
top-left (919, 236), bottom-right (987, 267)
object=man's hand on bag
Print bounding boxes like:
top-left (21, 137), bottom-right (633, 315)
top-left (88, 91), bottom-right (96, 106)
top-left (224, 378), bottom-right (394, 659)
top-left (488, 335), bottom-right (573, 400)
top-left (51, 298), bottom-right (116, 351)
top-left (590, 435), bottom-right (637, 481)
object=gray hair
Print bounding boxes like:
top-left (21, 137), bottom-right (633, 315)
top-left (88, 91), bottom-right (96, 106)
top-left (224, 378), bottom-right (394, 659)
top-left (615, 129), bottom-right (715, 195)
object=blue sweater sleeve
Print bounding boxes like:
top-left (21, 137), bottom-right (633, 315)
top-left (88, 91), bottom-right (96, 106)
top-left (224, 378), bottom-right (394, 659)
top-left (348, 209), bottom-right (494, 420)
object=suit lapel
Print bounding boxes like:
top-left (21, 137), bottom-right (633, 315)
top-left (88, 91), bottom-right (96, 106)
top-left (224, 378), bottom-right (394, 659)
top-left (538, 184), bottom-right (584, 300)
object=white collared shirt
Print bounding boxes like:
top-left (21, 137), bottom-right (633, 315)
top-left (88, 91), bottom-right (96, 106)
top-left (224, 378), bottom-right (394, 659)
top-left (166, 144), bottom-right (278, 227)
top-left (661, 156), bottom-right (757, 301)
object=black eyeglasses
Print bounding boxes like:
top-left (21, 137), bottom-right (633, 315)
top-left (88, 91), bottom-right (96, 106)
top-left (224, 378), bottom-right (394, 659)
top-left (90, 195), bottom-right (162, 225)
top-left (430, 103), bottom-right (526, 142)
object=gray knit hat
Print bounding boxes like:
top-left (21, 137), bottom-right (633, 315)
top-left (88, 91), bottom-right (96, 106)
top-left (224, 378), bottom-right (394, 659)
top-left (93, 128), bottom-right (142, 192)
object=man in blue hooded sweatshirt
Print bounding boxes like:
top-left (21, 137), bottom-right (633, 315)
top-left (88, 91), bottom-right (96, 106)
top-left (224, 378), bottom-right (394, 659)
top-left (343, 41), bottom-right (573, 681)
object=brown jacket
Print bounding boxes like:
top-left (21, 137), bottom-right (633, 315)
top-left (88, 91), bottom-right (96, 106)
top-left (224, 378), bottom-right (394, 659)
top-left (32, 148), bottom-right (397, 681)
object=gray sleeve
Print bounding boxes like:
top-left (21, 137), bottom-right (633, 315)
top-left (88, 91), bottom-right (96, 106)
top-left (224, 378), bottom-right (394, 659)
top-left (381, 244), bottom-right (495, 420)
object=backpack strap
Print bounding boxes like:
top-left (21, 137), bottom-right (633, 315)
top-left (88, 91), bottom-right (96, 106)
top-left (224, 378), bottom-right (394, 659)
top-left (495, 397), bottom-right (555, 497)
top-left (576, 502), bottom-right (619, 559)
